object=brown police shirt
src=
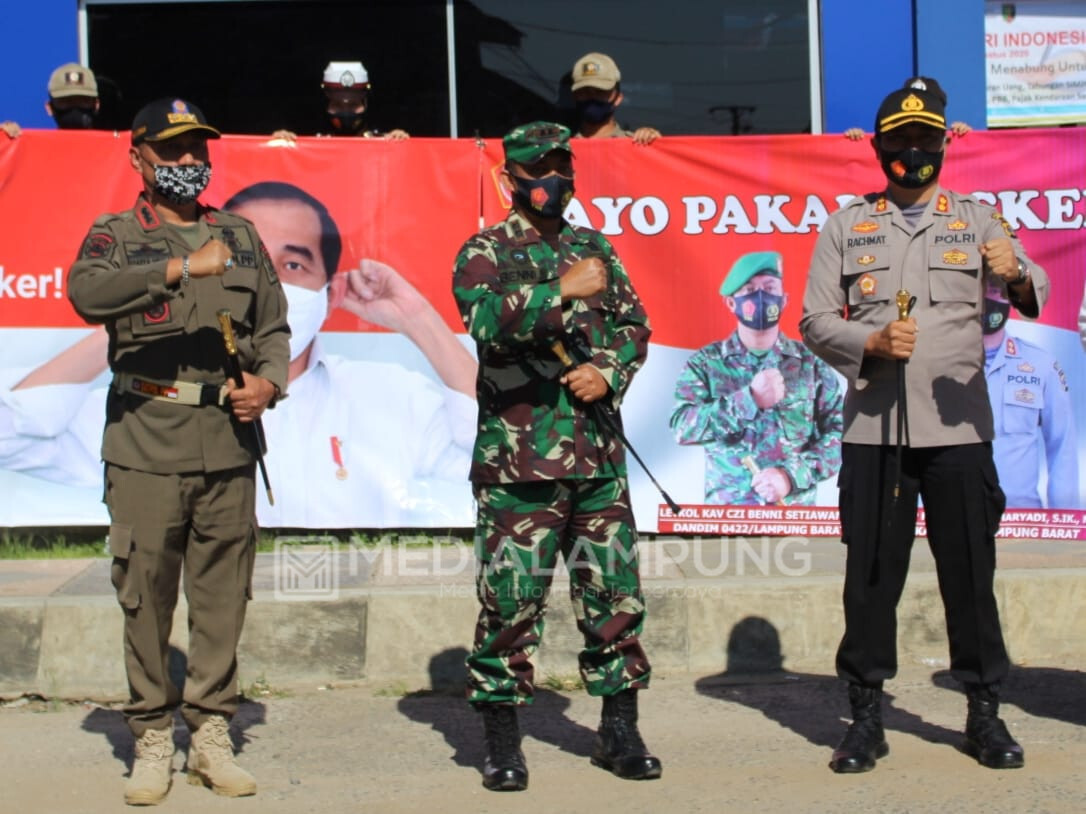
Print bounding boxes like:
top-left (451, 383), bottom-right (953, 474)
top-left (800, 187), bottom-right (1050, 448)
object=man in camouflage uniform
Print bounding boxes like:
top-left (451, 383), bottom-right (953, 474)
top-left (671, 250), bottom-right (843, 505)
top-left (68, 98), bottom-right (289, 805)
top-left (452, 121), bottom-right (660, 790)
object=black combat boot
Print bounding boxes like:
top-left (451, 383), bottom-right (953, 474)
top-left (829, 683), bottom-right (889, 773)
top-left (479, 704), bottom-right (528, 791)
top-left (962, 683), bottom-right (1024, 769)
top-left (591, 689), bottom-right (662, 780)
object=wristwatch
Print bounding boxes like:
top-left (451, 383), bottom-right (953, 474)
top-left (1012, 258), bottom-right (1030, 285)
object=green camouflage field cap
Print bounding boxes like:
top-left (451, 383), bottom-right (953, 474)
top-left (719, 251), bottom-right (783, 296)
top-left (503, 121), bottom-right (572, 164)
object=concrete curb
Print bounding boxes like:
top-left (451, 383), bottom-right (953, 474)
top-left (2, 552), bottom-right (1083, 699)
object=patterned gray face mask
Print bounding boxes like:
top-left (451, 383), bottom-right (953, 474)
top-left (152, 163), bottom-right (212, 204)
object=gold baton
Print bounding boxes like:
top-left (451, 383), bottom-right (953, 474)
top-left (896, 289), bottom-right (911, 321)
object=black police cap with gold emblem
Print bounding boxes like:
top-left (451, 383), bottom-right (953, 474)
top-left (131, 97), bottom-right (221, 145)
top-left (874, 84), bottom-right (947, 134)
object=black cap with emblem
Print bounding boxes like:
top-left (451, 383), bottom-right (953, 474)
top-left (131, 97), bottom-right (221, 145)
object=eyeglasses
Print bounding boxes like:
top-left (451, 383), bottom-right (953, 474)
top-left (879, 130), bottom-right (948, 152)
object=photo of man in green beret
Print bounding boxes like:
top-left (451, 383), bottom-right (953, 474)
top-left (670, 250), bottom-right (843, 505)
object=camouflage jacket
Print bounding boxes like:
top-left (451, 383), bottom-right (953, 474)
top-left (452, 210), bottom-right (650, 483)
top-left (670, 331), bottom-right (843, 504)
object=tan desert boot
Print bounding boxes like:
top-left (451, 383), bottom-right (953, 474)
top-left (186, 715), bottom-right (257, 797)
top-left (124, 725), bottom-right (174, 806)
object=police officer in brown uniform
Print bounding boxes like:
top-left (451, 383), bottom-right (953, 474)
top-left (801, 81), bottom-right (1046, 774)
top-left (68, 98), bottom-right (289, 806)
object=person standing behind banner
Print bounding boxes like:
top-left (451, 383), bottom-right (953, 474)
top-left (453, 121), bottom-right (660, 791)
top-left (801, 80), bottom-right (1048, 775)
top-left (569, 52), bottom-right (660, 145)
top-left (844, 77), bottom-right (970, 141)
top-left (670, 250), bottom-right (842, 505)
top-left (67, 97), bottom-right (289, 805)
top-left (272, 60), bottom-right (409, 142)
top-left (982, 277), bottom-right (1078, 508)
top-left (2, 61), bottom-right (102, 138)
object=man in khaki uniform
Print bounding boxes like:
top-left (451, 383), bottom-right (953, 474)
top-left (801, 81), bottom-right (1047, 775)
top-left (68, 97), bottom-right (289, 806)
top-left (569, 52), bottom-right (660, 145)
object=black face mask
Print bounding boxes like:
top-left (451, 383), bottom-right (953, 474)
top-left (511, 173), bottom-right (574, 219)
top-left (982, 297), bottom-right (1011, 335)
top-left (329, 111), bottom-right (365, 134)
top-left (576, 99), bottom-right (615, 124)
top-left (732, 290), bottom-right (784, 331)
top-left (53, 108), bottom-right (96, 130)
top-left (879, 146), bottom-right (944, 189)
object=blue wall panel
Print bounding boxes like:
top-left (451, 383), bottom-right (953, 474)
top-left (1, 1), bottom-right (81, 130)
top-left (916, 0), bottom-right (988, 129)
top-left (821, 0), bottom-right (915, 133)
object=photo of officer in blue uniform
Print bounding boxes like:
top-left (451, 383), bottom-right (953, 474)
top-left (983, 278), bottom-right (1078, 508)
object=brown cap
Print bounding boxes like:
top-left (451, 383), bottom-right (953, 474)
top-left (131, 98), bottom-right (221, 145)
top-left (48, 63), bottom-right (98, 99)
top-left (571, 52), bottom-right (620, 92)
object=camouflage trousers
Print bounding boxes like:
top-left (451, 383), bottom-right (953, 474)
top-left (465, 477), bottom-right (651, 705)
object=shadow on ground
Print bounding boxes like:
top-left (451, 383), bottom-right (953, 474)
top-left (396, 646), bottom-right (599, 780)
top-left (694, 616), bottom-right (962, 752)
top-left (80, 645), bottom-right (268, 773)
top-left (931, 665), bottom-right (1086, 728)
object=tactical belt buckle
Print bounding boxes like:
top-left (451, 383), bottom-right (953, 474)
top-left (198, 383), bottom-right (223, 406)
top-left (114, 373), bottom-right (226, 407)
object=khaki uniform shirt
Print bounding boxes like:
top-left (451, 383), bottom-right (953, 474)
top-left (68, 195), bottom-right (289, 474)
top-left (800, 187), bottom-right (1049, 447)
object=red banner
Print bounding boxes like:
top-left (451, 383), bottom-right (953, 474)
top-left (2, 130), bottom-right (1085, 531)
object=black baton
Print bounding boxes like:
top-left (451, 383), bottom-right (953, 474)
top-left (217, 309), bottom-right (274, 506)
top-left (892, 289), bottom-right (916, 504)
top-left (552, 340), bottom-right (682, 515)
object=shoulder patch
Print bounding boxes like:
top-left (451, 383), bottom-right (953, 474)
top-left (81, 232), bottom-right (115, 259)
top-left (135, 200), bottom-right (160, 230)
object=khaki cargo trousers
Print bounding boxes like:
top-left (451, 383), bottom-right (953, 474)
top-left (105, 463), bottom-right (257, 737)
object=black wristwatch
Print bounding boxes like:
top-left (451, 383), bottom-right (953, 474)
top-left (1012, 258), bottom-right (1030, 285)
